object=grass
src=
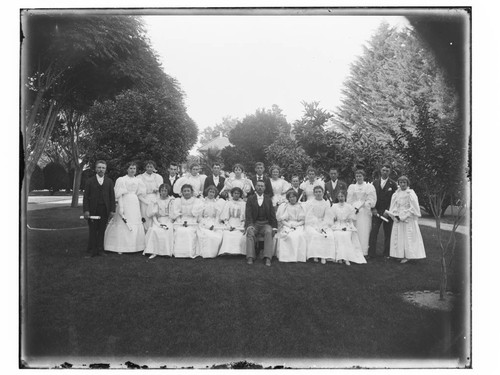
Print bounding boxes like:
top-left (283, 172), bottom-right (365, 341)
top-left (22, 206), bottom-right (470, 367)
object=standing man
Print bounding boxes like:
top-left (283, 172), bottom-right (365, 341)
top-left (165, 162), bottom-right (180, 198)
top-left (249, 162), bottom-right (274, 198)
top-left (324, 167), bottom-right (348, 205)
top-left (368, 164), bottom-right (398, 259)
top-left (203, 163), bottom-right (225, 198)
top-left (289, 175), bottom-right (304, 200)
top-left (83, 160), bottom-right (116, 258)
top-left (245, 180), bottom-right (278, 266)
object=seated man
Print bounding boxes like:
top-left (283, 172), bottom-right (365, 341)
top-left (245, 180), bottom-right (278, 266)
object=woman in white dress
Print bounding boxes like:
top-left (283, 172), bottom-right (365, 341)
top-left (388, 176), bottom-right (426, 263)
top-left (330, 190), bottom-right (366, 265)
top-left (219, 164), bottom-right (253, 200)
top-left (143, 183), bottom-right (175, 259)
top-left (300, 166), bottom-right (325, 202)
top-left (139, 160), bottom-right (164, 231)
top-left (196, 185), bottom-right (225, 258)
top-left (171, 184), bottom-right (203, 258)
top-left (304, 185), bottom-right (335, 264)
top-left (219, 187), bottom-right (247, 256)
top-left (269, 165), bottom-right (291, 209)
top-left (104, 162), bottom-right (147, 253)
top-left (173, 163), bottom-right (206, 198)
top-left (346, 169), bottom-right (377, 256)
top-left (276, 190), bottom-right (307, 262)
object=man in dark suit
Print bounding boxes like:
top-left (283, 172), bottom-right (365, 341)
top-left (249, 161), bottom-right (274, 198)
top-left (368, 164), bottom-right (398, 259)
top-left (245, 180), bottom-right (278, 266)
top-left (324, 167), bottom-right (348, 205)
top-left (203, 163), bottom-right (225, 198)
top-left (289, 175), bottom-right (304, 200)
top-left (165, 162), bottom-right (180, 198)
top-left (83, 160), bottom-right (116, 257)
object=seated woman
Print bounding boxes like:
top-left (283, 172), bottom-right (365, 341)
top-left (139, 160), bottom-right (164, 231)
top-left (387, 176), bottom-right (426, 263)
top-left (104, 162), bottom-right (147, 254)
top-left (269, 165), bottom-right (291, 209)
top-left (196, 185), bottom-right (225, 258)
top-left (330, 190), bottom-right (366, 265)
top-left (143, 183), bottom-right (175, 259)
top-left (300, 166), bottom-right (325, 202)
top-left (304, 185), bottom-right (335, 264)
top-left (219, 164), bottom-right (253, 200)
top-left (218, 187), bottom-right (247, 256)
top-left (276, 189), bottom-right (307, 262)
top-left (171, 184), bottom-right (203, 258)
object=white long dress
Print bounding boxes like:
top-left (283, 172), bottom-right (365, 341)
top-left (196, 198), bottom-right (225, 258)
top-left (104, 176), bottom-right (146, 253)
top-left (304, 198), bottom-right (335, 259)
top-left (171, 197), bottom-right (203, 258)
top-left (276, 202), bottom-right (307, 262)
top-left (220, 174), bottom-right (253, 199)
top-left (270, 178), bottom-right (291, 207)
top-left (389, 188), bottom-right (426, 259)
top-left (300, 179), bottom-right (325, 201)
top-left (143, 197), bottom-right (175, 256)
top-left (219, 198), bottom-right (247, 255)
top-left (330, 203), bottom-right (366, 264)
top-left (173, 173), bottom-right (207, 198)
top-left (346, 182), bottom-right (377, 255)
top-left (139, 172), bottom-right (164, 231)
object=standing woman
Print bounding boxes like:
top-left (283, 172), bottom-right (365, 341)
top-left (388, 176), bottom-right (426, 263)
top-left (219, 187), bottom-right (247, 256)
top-left (346, 169), bottom-right (377, 256)
top-left (173, 163), bottom-right (206, 198)
top-left (104, 162), bottom-right (147, 254)
top-left (269, 165), bottom-right (291, 209)
top-left (143, 184), bottom-right (175, 259)
top-left (276, 190), bottom-right (307, 263)
top-left (304, 185), bottom-right (335, 264)
top-left (300, 167), bottom-right (325, 202)
top-left (330, 190), bottom-right (366, 265)
top-left (171, 184), bottom-right (203, 258)
top-left (196, 185), bottom-right (225, 258)
top-left (219, 164), bottom-right (253, 200)
top-left (139, 160), bottom-right (164, 231)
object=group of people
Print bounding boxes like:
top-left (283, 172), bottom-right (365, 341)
top-left (82, 160), bottom-right (426, 266)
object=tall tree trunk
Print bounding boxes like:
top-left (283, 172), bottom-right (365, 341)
top-left (71, 164), bottom-right (83, 208)
top-left (436, 217), bottom-right (448, 300)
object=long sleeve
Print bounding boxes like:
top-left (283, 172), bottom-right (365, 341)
top-left (83, 178), bottom-right (91, 212)
top-left (408, 190), bottom-right (422, 217)
top-left (346, 184), bottom-right (355, 205)
top-left (114, 177), bottom-right (127, 198)
top-left (365, 183), bottom-right (377, 209)
top-left (108, 179), bottom-right (116, 212)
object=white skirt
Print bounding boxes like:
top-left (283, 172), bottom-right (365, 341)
top-left (304, 226), bottom-right (335, 259)
top-left (144, 216), bottom-right (174, 256)
top-left (277, 226), bottom-right (307, 262)
top-left (390, 218), bottom-right (426, 259)
top-left (333, 229), bottom-right (366, 264)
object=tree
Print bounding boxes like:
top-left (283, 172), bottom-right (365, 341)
top-left (199, 116), bottom-right (239, 146)
top-left (43, 162), bottom-right (68, 195)
top-left (86, 88), bottom-right (197, 181)
top-left (29, 165), bottom-right (44, 192)
top-left (265, 136), bottom-right (313, 180)
top-left (220, 146), bottom-right (254, 175)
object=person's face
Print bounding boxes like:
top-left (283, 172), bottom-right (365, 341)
top-left (314, 188), bottom-right (323, 200)
top-left (380, 167), bottom-right (391, 179)
top-left (329, 169), bottom-right (338, 181)
top-left (207, 189), bottom-right (216, 199)
top-left (232, 190), bottom-right (241, 201)
top-left (146, 164), bottom-right (155, 174)
top-left (288, 194), bottom-right (298, 205)
top-left (182, 187), bottom-right (193, 199)
top-left (159, 187), bottom-right (169, 199)
top-left (399, 180), bottom-right (408, 190)
top-left (168, 165), bottom-right (178, 176)
top-left (127, 165), bottom-right (136, 176)
top-left (212, 165), bottom-right (220, 176)
top-left (355, 173), bottom-right (364, 183)
top-left (234, 167), bottom-right (242, 176)
top-left (337, 192), bottom-right (346, 203)
top-left (190, 166), bottom-right (200, 176)
top-left (308, 170), bottom-right (316, 181)
top-left (271, 169), bottom-right (279, 179)
top-left (255, 181), bottom-right (265, 195)
top-left (291, 177), bottom-right (300, 188)
top-left (95, 163), bottom-right (106, 177)
top-left (255, 165), bottom-right (264, 176)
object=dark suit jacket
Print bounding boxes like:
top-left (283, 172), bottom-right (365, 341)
top-left (289, 187), bottom-right (304, 200)
top-left (249, 175), bottom-right (274, 197)
top-left (203, 175), bottom-right (226, 197)
top-left (165, 175), bottom-right (180, 198)
top-left (373, 178), bottom-right (398, 214)
top-left (245, 193), bottom-right (278, 229)
top-left (324, 179), bottom-right (348, 204)
top-left (83, 175), bottom-right (116, 216)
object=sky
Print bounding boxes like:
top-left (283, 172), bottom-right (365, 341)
top-left (144, 14), bottom-right (410, 138)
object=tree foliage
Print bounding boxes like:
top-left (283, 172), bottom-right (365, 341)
top-left (265, 136), bottom-right (313, 180)
top-left (43, 162), bottom-right (68, 194)
top-left (29, 165), bottom-right (44, 192)
top-left (199, 116), bottom-right (239, 146)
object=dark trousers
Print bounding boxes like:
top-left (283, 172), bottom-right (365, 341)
top-left (87, 204), bottom-right (109, 255)
top-left (368, 215), bottom-right (393, 257)
top-left (246, 221), bottom-right (274, 260)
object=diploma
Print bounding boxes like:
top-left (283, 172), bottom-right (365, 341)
top-left (80, 216), bottom-right (101, 220)
top-left (121, 217), bottom-right (133, 231)
top-left (375, 213), bottom-right (389, 223)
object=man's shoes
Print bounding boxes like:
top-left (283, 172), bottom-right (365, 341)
top-left (265, 258), bottom-right (271, 267)
top-left (247, 258), bottom-right (254, 265)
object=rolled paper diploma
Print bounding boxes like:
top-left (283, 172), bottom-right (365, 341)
top-left (173, 222), bottom-right (198, 227)
top-left (121, 217), bottom-right (133, 231)
top-left (376, 213), bottom-right (389, 223)
top-left (80, 216), bottom-right (101, 219)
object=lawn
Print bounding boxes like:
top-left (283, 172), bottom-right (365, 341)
top-left (22, 206), bottom-right (470, 368)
